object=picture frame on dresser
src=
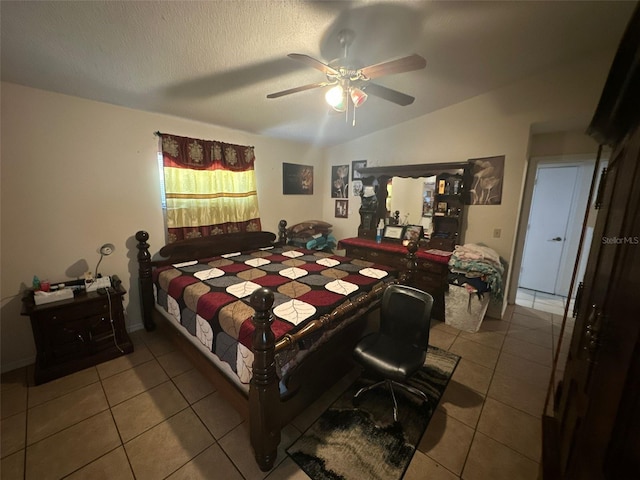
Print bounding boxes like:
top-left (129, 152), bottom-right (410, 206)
top-left (403, 225), bottom-right (424, 242)
top-left (383, 225), bottom-right (405, 242)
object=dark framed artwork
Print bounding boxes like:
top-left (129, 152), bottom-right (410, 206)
top-left (468, 155), bottom-right (505, 205)
top-left (331, 165), bottom-right (349, 198)
top-left (335, 199), bottom-right (348, 218)
top-left (283, 163), bottom-right (314, 195)
top-left (351, 160), bottom-right (367, 180)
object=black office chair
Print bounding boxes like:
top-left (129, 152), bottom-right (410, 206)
top-left (353, 284), bottom-right (433, 422)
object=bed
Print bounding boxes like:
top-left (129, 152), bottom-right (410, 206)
top-left (134, 221), bottom-right (413, 471)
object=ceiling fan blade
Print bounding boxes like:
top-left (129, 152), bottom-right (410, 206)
top-left (362, 83), bottom-right (415, 106)
top-left (266, 81), bottom-right (332, 99)
top-left (359, 54), bottom-right (426, 80)
top-left (288, 53), bottom-right (339, 76)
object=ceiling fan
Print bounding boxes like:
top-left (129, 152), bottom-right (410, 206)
top-left (266, 29), bottom-right (426, 124)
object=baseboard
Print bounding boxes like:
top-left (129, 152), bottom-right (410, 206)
top-left (1, 355), bottom-right (36, 374)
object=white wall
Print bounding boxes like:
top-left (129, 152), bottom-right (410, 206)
top-left (0, 82), bottom-right (326, 372)
top-left (321, 49), bottom-right (615, 315)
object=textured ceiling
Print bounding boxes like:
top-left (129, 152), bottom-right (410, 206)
top-left (1, 1), bottom-right (636, 146)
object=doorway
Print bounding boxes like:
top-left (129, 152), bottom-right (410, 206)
top-left (516, 157), bottom-right (596, 305)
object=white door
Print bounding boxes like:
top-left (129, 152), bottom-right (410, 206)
top-left (519, 166), bottom-right (579, 294)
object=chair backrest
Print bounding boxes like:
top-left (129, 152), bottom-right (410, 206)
top-left (380, 284), bottom-right (433, 349)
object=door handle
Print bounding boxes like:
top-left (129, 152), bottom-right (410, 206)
top-left (549, 237), bottom-right (563, 242)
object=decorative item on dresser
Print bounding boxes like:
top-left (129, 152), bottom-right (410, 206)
top-left (338, 236), bottom-right (451, 321)
top-left (21, 277), bottom-right (133, 385)
top-left (134, 221), bottom-right (405, 471)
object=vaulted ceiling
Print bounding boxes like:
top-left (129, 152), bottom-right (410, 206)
top-left (1, 1), bottom-right (636, 146)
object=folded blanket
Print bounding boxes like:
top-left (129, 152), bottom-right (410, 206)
top-left (449, 244), bottom-right (504, 300)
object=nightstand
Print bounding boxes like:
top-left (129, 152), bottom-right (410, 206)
top-left (21, 282), bottom-right (134, 384)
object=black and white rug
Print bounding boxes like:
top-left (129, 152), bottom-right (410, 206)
top-left (287, 346), bottom-right (460, 480)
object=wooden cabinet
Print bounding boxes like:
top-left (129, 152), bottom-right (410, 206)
top-left (543, 7), bottom-right (640, 478)
top-left (340, 238), bottom-right (449, 320)
top-left (22, 284), bottom-right (134, 384)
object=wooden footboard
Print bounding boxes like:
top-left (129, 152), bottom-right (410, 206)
top-left (134, 228), bottom-right (402, 471)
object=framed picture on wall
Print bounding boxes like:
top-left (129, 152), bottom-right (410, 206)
top-left (335, 199), bottom-right (348, 218)
top-left (282, 163), bottom-right (314, 195)
top-left (352, 160), bottom-right (367, 180)
top-left (331, 165), bottom-right (349, 198)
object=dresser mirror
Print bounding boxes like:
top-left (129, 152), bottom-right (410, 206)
top-left (357, 162), bottom-right (470, 250)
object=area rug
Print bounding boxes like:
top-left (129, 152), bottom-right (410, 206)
top-left (287, 346), bottom-right (460, 480)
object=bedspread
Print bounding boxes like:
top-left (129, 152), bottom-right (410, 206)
top-left (152, 246), bottom-right (396, 384)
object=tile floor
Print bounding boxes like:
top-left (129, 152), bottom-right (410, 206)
top-left (1, 303), bottom-right (572, 479)
top-left (515, 287), bottom-right (573, 317)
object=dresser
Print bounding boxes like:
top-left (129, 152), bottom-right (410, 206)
top-left (22, 283), bottom-right (134, 384)
top-left (339, 237), bottom-right (450, 320)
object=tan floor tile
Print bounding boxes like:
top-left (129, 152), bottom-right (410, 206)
top-left (27, 382), bottom-right (108, 445)
top-left (477, 397), bottom-right (541, 462)
top-left (438, 380), bottom-right (485, 428)
top-left (25, 410), bottom-right (120, 480)
top-left (173, 368), bottom-right (216, 404)
top-left (1, 377), bottom-right (28, 419)
top-left (157, 349), bottom-right (195, 378)
top-left (192, 391), bottom-right (244, 440)
top-left (451, 358), bottom-right (494, 395)
top-left (477, 317), bottom-right (510, 333)
top-left (487, 372), bottom-right (546, 418)
top-left (512, 306), bottom-right (553, 322)
top-left (265, 457), bottom-right (311, 480)
top-left (166, 444), bottom-right (244, 480)
top-left (125, 408), bottom-right (214, 480)
top-left (96, 345), bottom-right (154, 379)
top-left (1, 411), bottom-right (26, 457)
top-left (462, 431), bottom-right (539, 480)
top-left (111, 380), bottom-right (189, 442)
top-left (218, 422), bottom-right (298, 480)
top-left (66, 447), bottom-right (134, 480)
top-left (101, 359), bottom-right (168, 406)
top-left (405, 451), bottom-right (460, 480)
top-left (27, 367), bottom-right (99, 408)
top-left (144, 333), bottom-right (177, 357)
top-left (449, 337), bottom-right (500, 370)
top-left (459, 330), bottom-right (506, 350)
top-left (506, 325), bottom-right (553, 349)
top-left (431, 320), bottom-right (462, 336)
top-left (429, 328), bottom-right (458, 351)
top-left (495, 352), bottom-right (552, 388)
top-left (502, 337), bottom-right (552, 367)
top-left (418, 410), bottom-right (474, 475)
top-left (1, 450), bottom-right (25, 480)
top-left (511, 311), bottom-right (553, 329)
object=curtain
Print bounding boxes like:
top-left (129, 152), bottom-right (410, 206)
top-left (159, 133), bottom-right (261, 243)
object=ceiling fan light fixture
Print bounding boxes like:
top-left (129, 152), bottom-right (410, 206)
top-left (325, 85), bottom-right (345, 109)
top-left (350, 87), bottom-right (368, 108)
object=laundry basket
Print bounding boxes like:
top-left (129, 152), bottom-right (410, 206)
top-left (444, 284), bottom-right (490, 333)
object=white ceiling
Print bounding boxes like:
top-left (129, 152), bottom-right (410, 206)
top-left (1, 1), bottom-right (636, 146)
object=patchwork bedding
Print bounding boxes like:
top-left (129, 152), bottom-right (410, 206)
top-left (152, 245), bottom-right (396, 385)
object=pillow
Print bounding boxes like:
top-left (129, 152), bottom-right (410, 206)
top-left (288, 220), bottom-right (333, 235)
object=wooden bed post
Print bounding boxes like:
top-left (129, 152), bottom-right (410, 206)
top-left (135, 231), bottom-right (157, 331)
top-left (277, 219), bottom-right (287, 245)
top-left (399, 241), bottom-right (419, 285)
top-left (249, 287), bottom-right (280, 471)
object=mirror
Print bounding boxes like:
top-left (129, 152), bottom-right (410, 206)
top-left (387, 176), bottom-right (436, 237)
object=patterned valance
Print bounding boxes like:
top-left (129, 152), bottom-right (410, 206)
top-left (160, 133), bottom-right (255, 172)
